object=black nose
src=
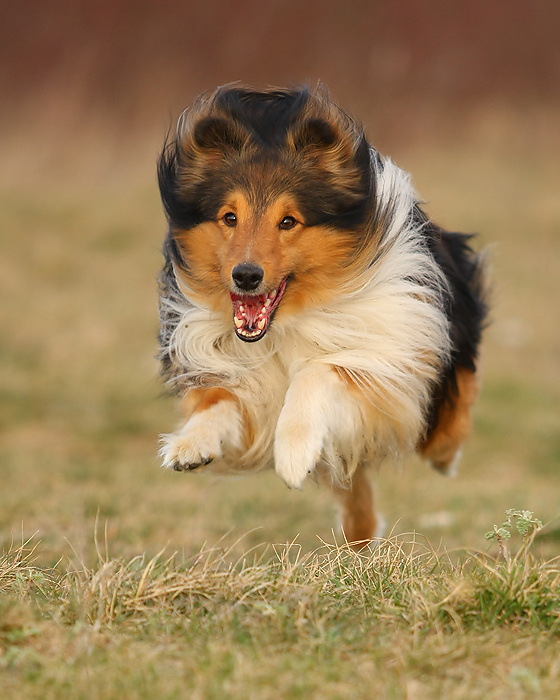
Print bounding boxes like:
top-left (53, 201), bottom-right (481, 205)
top-left (232, 263), bottom-right (264, 291)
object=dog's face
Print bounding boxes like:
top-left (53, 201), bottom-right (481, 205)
top-left (159, 88), bottom-right (374, 342)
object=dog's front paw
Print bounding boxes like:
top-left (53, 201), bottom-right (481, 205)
top-left (160, 397), bottom-right (244, 473)
top-left (159, 428), bottom-right (222, 472)
top-left (274, 421), bottom-right (322, 489)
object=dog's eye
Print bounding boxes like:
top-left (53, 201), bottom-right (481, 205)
top-left (222, 212), bottom-right (237, 227)
top-left (279, 216), bottom-right (297, 230)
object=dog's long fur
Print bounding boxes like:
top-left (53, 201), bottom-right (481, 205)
top-left (157, 86), bottom-right (487, 543)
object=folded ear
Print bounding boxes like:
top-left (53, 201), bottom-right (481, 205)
top-left (288, 116), bottom-right (369, 194)
top-left (289, 117), bottom-right (339, 151)
top-left (158, 114), bottom-right (250, 231)
top-left (191, 116), bottom-right (249, 153)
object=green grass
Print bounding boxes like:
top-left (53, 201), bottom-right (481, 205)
top-left (1, 109), bottom-right (560, 697)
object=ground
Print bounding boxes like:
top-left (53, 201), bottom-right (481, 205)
top-left (1, 107), bottom-right (559, 698)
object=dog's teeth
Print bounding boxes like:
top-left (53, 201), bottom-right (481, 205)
top-left (239, 304), bottom-right (245, 313)
top-left (257, 319), bottom-right (266, 330)
top-left (234, 317), bottom-right (243, 328)
top-left (264, 298), bottom-right (272, 308)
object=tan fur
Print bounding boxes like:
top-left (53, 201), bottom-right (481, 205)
top-left (319, 464), bottom-right (378, 547)
top-left (181, 386), bottom-right (237, 417)
top-left (176, 190), bottom-right (357, 316)
top-left (335, 366), bottom-right (420, 456)
top-left (417, 367), bottom-right (480, 474)
top-left (179, 387), bottom-right (253, 451)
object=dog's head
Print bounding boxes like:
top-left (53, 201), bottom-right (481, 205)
top-left (158, 86), bottom-right (374, 342)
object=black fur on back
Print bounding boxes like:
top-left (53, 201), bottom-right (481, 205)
top-left (414, 204), bottom-right (488, 435)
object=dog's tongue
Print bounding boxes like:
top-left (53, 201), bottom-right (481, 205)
top-left (236, 295), bottom-right (268, 326)
top-left (229, 278), bottom-right (287, 341)
top-left (230, 291), bottom-right (273, 340)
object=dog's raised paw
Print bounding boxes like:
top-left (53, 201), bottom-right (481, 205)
top-left (171, 456), bottom-right (214, 472)
top-left (159, 431), bottom-right (221, 472)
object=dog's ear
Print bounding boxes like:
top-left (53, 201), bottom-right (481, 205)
top-left (191, 116), bottom-right (249, 153)
top-left (288, 116), bottom-right (360, 170)
top-left (158, 114), bottom-right (251, 231)
top-left (288, 116), bottom-right (368, 193)
top-left (289, 118), bottom-right (339, 151)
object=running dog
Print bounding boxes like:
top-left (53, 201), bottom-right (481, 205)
top-left (157, 85), bottom-right (487, 543)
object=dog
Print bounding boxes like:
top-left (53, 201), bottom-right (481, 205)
top-left (156, 85), bottom-right (487, 544)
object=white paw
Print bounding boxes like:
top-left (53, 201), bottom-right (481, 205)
top-left (374, 514), bottom-right (386, 539)
top-left (159, 426), bottom-right (223, 471)
top-left (274, 420), bottom-right (323, 489)
top-left (160, 400), bottom-right (243, 472)
top-left (429, 448), bottom-right (463, 477)
top-left (443, 449), bottom-right (462, 477)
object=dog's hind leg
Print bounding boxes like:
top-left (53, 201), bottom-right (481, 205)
top-left (320, 464), bottom-right (381, 547)
top-left (418, 367), bottom-right (479, 476)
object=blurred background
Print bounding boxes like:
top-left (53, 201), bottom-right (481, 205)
top-left (1, 0), bottom-right (559, 565)
top-left (2, 0), bottom-right (560, 174)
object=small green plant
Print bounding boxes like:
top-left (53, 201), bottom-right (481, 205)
top-left (473, 509), bottom-right (560, 631)
top-left (485, 509), bottom-right (543, 561)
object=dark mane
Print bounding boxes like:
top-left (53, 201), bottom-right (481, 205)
top-left (209, 86), bottom-right (311, 147)
top-left (157, 85), bottom-right (374, 241)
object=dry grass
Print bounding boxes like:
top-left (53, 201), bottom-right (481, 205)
top-left (1, 106), bottom-right (560, 697)
top-left (2, 528), bottom-right (560, 699)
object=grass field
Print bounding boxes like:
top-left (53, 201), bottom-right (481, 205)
top-left (1, 109), bottom-right (560, 698)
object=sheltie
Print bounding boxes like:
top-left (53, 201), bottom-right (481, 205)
top-left (156, 85), bottom-right (487, 544)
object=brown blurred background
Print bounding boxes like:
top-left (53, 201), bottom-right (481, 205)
top-left (2, 0), bottom-right (560, 176)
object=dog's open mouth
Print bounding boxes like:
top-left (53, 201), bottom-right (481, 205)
top-left (230, 277), bottom-right (288, 342)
